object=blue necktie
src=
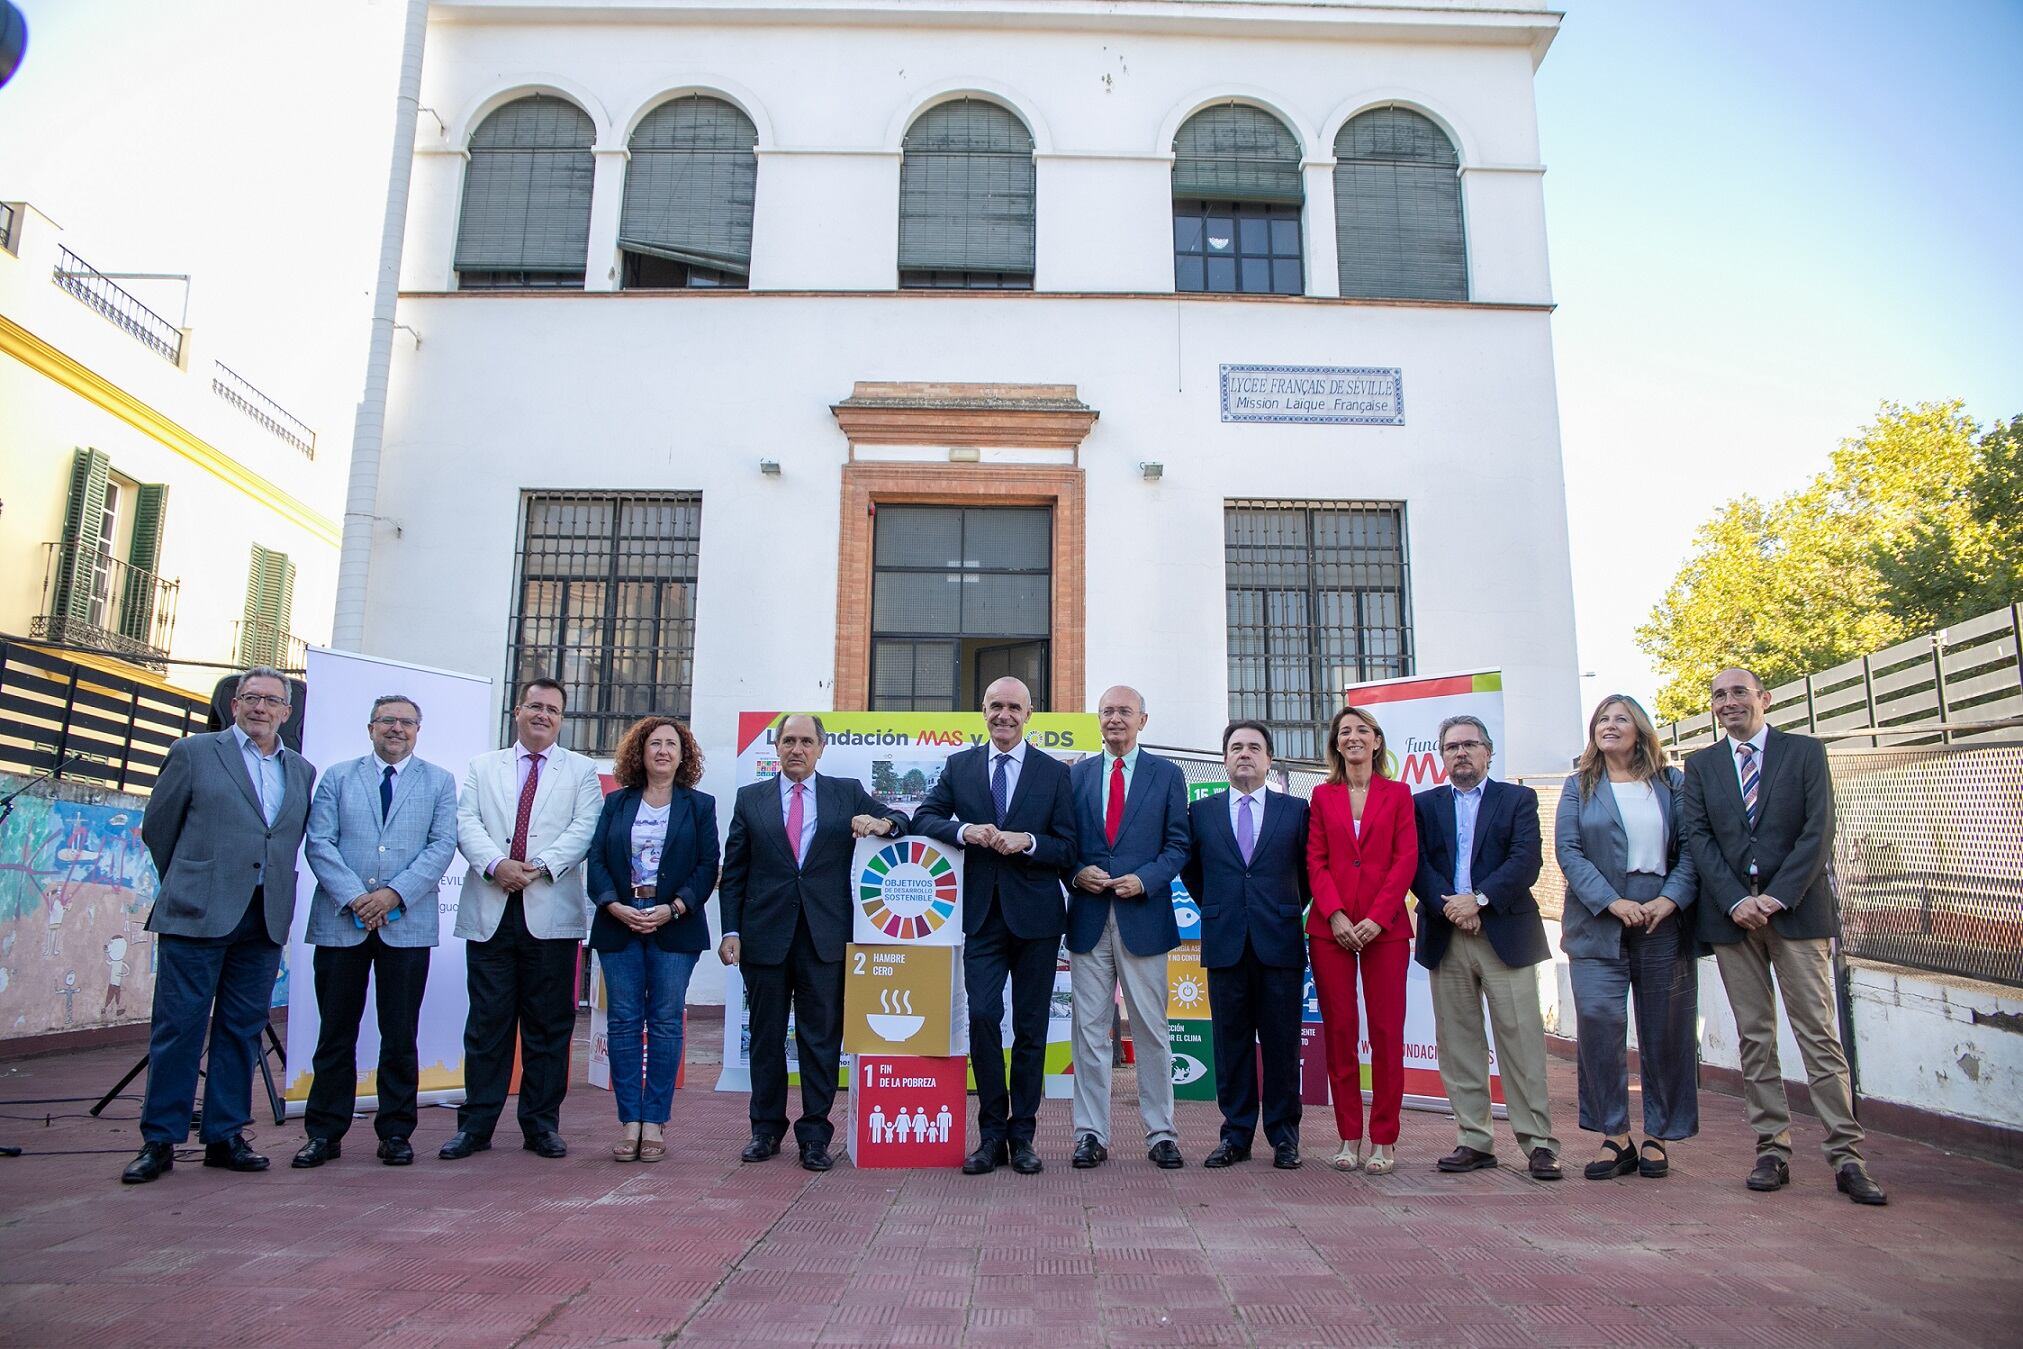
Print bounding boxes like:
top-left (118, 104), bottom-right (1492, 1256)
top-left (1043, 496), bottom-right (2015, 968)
top-left (380, 764), bottom-right (396, 822)
top-left (1237, 794), bottom-right (1256, 865)
top-left (991, 754), bottom-right (1011, 826)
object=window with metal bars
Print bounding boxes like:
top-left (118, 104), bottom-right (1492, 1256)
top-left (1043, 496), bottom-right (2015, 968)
top-left (506, 492), bottom-right (701, 756)
top-left (1224, 502), bottom-right (1411, 760)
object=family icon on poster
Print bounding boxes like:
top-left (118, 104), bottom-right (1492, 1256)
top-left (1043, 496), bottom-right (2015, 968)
top-left (865, 1103), bottom-right (954, 1145)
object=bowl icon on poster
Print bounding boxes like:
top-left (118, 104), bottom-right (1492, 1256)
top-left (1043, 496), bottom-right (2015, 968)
top-left (866, 1013), bottom-right (924, 1041)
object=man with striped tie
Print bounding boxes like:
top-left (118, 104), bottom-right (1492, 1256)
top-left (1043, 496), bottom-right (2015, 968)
top-left (1680, 668), bottom-right (1886, 1205)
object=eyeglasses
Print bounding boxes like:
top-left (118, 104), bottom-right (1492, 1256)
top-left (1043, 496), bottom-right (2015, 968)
top-left (1441, 739), bottom-right (1487, 753)
top-left (236, 693), bottom-right (288, 709)
top-left (371, 717), bottom-right (420, 730)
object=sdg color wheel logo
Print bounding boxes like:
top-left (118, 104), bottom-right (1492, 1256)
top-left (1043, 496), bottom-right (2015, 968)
top-left (858, 840), bottom-right (958, 941)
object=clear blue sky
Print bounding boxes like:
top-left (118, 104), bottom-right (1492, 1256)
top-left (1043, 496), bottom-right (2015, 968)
top-left (1539, 1), bottom-right (2023, 719)
top-left (3, 1), bottom-right (2019, 741)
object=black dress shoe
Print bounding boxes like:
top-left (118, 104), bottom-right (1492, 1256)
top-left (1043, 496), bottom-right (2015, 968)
top-left (203, 1135), bottom-right (270, 1172)
top-left (1637, 1141), bottom-right (1669, 1179)
top-left (378, 1137), bottom-right (415, 1166)
top-left (1746, 1155), bottom-right (1789, 1191)
top-left (1148, 1140), bottom-right (1185, 1169)
top-left (740, 1133), bottom-right (781, 1163)
top-left (800, 1143), bottom-right (834, 1172)
top-left (963, 1141), bottom-right (1008, 1175)
top-left (523, 1130), bottom-right (568, 1159)
top-left (1272, 1142), bottom-right (1302, 1170)
top-left (1009, 1142), bottom-right (1043, 1175)
top-left (1203, 1141), bottom-right (1251, 1168)
top-left (1436, 1145), bottom-right (1498, 1173)
top-left (1071, 1134), bottom-right (1108, 1169)
top-left (291, 1137), bottom-right (341, 1169)
top-left (1837, 1162), bottom-right (1888, 1206)
top-left (438, 1131), bottom-right (492, 1160)
top-left (121, 1141), bottom-right (174, 1184)
top-left (1527, 1148), bottom-right (1563, 1181)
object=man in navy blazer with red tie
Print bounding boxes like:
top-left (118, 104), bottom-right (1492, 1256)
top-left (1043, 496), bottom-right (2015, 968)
top-left (1182, 720), bottom-right (1309, 1169)
top-left (911, 676), bottom-right (1077, 1175)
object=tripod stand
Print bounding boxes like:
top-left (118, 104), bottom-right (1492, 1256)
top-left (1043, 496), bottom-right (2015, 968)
top-left (91, 1020), bottom-right (288, 1126)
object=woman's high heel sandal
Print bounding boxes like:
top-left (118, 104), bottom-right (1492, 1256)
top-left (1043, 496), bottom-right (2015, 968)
top-left (612, 1122), bottom-right (643, 1162)
top-left (1363, 1144), bottom-right (1395, 1175)
top-left (1330, 1140), bottom-right (1362, 1172)
top-left (638, 1126), bottom-right (666, 1163)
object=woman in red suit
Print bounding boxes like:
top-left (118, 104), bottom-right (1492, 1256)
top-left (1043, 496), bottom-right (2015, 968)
top-left (1306, 704), bottom-right (1418, 1174)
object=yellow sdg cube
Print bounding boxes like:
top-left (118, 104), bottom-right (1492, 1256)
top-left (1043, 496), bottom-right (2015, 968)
top-left (1167, 942), bottom-right (1211, 1020)
top-left (842, 943), bottom-right (967, 1057)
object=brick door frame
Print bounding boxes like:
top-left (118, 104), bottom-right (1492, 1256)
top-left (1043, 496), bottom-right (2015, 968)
top-left (834, 463), bottom-right (1085, 712)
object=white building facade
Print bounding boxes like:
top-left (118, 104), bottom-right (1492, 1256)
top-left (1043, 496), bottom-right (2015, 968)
top-left (360, 0), bottom-right (1579, 777)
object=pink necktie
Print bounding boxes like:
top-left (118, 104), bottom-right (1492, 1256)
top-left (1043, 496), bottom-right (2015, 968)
top-left (787, 781), bottom-right (807, 864)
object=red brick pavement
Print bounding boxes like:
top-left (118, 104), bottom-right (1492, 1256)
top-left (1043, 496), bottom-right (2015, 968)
top-left (0, 1014), bottom-right (2016, 1347)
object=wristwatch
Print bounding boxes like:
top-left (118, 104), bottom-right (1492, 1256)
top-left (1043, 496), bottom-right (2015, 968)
top-left (1473, 893), bottom-right (1488, 908)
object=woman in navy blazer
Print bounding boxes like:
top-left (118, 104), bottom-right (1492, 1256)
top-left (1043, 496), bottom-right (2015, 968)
top-left (1555, 695), bottom-right (1698, 1180)
top-left (1305, 705), bottom-right (1418, 1174)
top-left (587, 716), bottom-right (719, 1162)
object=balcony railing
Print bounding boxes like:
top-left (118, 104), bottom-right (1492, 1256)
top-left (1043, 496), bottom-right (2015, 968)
top-left (31, 542), bottom-right (179, 669)
top-left (0, 637), bottom-right (210, 794)
top-left (51, 246), bottom-right (183, 364)
top-left (213, 361), bottom-right (317, 459)
top-left (234, 619), bottom-right (308, 672)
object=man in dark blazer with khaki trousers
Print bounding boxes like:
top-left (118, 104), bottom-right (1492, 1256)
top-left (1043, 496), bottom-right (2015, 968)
top-left (718, 714), bottom-right (908, 1172)
top-left (1679, 667), bottom-right (1886, 1205)
top-left (911, 676), bottom-right (1077, 1176)
top-left (1412, 715), bottom-right (1562, 1180)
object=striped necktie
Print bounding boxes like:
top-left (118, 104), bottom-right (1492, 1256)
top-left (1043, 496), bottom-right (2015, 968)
top-left (1736, 741), bottom-right (1760, 828)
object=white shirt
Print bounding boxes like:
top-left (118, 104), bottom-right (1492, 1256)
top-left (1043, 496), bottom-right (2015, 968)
top-left (374, 752), bottom-right (408, 792)
top-left (954, 741), bottom-right (1039, 855)
top-left (1612, 778), bottom-right (1666, 876)
top-left (1727, 725), bottom-right (1769, 796)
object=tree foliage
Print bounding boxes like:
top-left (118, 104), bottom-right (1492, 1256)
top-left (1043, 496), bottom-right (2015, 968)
top-left (1638, 401), bottom-right (2017, 723)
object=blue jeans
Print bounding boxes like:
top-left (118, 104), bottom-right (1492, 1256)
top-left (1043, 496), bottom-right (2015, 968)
top-left (600, 943), bottom-right (698, 1125)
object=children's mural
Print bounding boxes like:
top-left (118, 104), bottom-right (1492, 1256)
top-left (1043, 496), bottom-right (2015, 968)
top-left (0, 773), bottom-right (290, 1039)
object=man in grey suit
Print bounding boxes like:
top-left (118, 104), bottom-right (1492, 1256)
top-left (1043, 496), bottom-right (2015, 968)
top-left (124, 666), bottom-right (316, 1184)
top-left (294, 694), bottom-right (459, 1169)
top-left (1680, 667), bottom-right (1886, 1205)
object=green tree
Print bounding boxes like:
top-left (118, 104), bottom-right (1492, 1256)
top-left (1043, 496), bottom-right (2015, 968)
top-left (1872, 414), bottom-right (2023, 630)
top-left (1638, 401), bottom-right (1993, 722)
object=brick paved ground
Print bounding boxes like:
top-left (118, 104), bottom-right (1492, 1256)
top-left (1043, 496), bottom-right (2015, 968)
top-left (0, 1014), bottom-right (2017, 1347)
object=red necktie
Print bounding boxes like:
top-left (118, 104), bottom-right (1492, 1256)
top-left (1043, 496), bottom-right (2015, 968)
top-left (1104, 757), bottom-right (1125, 847)
top-left (787, 781), bottom-right (807, 864)
top-left (509, 752), bottom-right (543, 862)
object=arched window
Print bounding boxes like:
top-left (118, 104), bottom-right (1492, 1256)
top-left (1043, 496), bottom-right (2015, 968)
top-left (620, 95), bottom-right (758, 289)
top-left (897, 99), bottom-right (1035, 289)
top-left (454, 95), bottom-right (595, 290)
top-left (1172, 105), bottom-right (1304, 295)
top-left (1334, 107), bottom-right (1466, 300)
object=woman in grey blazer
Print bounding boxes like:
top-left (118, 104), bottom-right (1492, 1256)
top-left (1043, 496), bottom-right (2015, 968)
top-left (1556, 695), bottom-right (1699, 1180)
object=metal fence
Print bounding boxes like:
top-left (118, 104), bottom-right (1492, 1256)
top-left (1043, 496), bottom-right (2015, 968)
top-left (0, 638), bottom-right (211, 795)
top-left (212, 361), bottom-right (317, 458)
top-left (51, 246), bottom-right (184, 365)
top-left (1659, 602), bottom-right (2023, 752)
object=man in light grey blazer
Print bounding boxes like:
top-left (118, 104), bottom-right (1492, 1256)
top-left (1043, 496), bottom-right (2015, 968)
top-left (439, 677), bottom-right (603, 1161)
top-left (295, 694), bottom-right (459, 1169)
top-left (124, 666), bottom-right (316, 1184)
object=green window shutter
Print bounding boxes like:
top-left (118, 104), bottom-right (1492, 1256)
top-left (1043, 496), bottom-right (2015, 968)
top-left (619, 96), bottom-right (758, 274)
top-left (898, 100), bottom-right (1036, 274)
top-left (117, 482), bottom-right (168, 644)
top-left (51, 447), bottom-right (111, 627)
top-left (240, 545), bottom-right (295, 666)
top-left (1334, 108), bottom-right (1466, 301)
top-left (1173, 105), bottom-right (1304, 205)
top-left (454, 96), bottom-right (596, 275)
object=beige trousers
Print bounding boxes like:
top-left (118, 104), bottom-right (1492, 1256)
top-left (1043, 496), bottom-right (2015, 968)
top-left (1069, 909), bottom-right (1176, 1148)
top-left (1712, 926), bottom-right (1864, 1166)
top-left (1430, 930), bottom-right (1559, 1158)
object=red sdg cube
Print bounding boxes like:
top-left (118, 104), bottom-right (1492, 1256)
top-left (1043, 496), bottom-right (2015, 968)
top-left (849, 1055), bottom-right (967, 1169)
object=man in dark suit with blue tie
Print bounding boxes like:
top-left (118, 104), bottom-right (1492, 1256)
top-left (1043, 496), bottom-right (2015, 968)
top-left (1066, 685), bottom-right (1192, 1169)
top-left (912, 676), bottom-right (1078, 1175)
top-left (718, 714), bottom-right (908, 1172)
top-left (1182, 721), bottom-right (1309, 1169)
top-left (1412, 715), bottom-right (1562, 1180)
top-left (124, 666), bottom-right (317, 1184)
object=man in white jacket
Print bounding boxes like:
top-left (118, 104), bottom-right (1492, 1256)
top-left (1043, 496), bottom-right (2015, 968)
top-left (439, 678), bottom-right (603, 1161)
